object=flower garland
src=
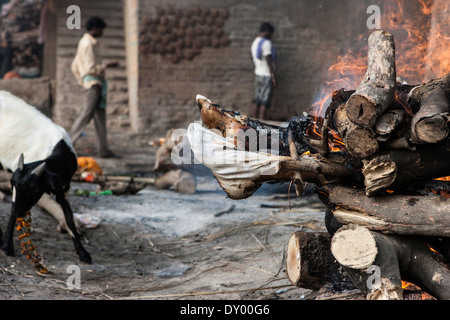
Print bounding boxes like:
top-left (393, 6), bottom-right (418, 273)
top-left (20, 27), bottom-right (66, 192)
top-left (16, 212), bottom-right (48, 274)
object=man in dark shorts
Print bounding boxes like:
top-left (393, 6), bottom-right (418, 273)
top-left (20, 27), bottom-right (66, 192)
top-left (251, 22), bottom-right (277, 120)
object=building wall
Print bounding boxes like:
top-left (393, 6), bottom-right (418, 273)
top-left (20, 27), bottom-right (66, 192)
top-left (0, 77), bottom-right (53, 116)
top-left (134, 0), bottom-right (375, 134)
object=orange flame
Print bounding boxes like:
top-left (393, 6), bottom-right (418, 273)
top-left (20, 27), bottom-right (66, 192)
top-left (402, 280), bottom-right (436, 300)
top-left (424, 0), bottom-right (450, 80)
top-left (402, 280), bottom-right (421, 291)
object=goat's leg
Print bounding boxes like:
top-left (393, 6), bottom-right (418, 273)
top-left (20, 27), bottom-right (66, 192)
top-left (1, 204), bottom-right (17, 256)
top-left (56, 193), bottom-right (92, 263)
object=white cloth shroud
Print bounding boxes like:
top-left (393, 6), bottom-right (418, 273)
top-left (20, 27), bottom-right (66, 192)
top-left (187, 122), bottom-right (289, 199)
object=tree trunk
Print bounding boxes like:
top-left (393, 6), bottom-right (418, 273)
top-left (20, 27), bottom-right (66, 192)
top-left (345, 31), bottom-right (397, 128)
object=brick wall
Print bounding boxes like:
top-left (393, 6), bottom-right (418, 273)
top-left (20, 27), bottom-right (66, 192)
top-left (135, 0), bottom-right (376, 134)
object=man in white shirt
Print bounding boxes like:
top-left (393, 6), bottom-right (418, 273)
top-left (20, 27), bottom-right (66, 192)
top-left (251, 22), bottom-right (277, 120)
top-left (70, 16), bottom-right (119, 158)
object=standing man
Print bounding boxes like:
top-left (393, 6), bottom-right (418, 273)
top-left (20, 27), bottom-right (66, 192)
top-left (251, 22), bottom-right (277, 120)
top-left (70, 16), bottom-right (119, 158)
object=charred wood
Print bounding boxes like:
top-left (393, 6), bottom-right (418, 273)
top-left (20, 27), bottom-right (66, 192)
top-left (286, 231), bottom-right (353, 291)
top-left (362, 137), bottom-right (450, 195)
top-left (334, 102), bottom-right (379, 159)
top-left (409, 74), bottom-right (450, 144)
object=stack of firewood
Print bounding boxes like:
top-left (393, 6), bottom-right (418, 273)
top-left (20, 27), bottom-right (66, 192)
top-left (190, 30), bottom-right (450, 299)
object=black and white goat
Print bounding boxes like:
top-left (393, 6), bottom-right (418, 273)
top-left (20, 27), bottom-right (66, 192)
top-left (0, 90), bottom-right (91, 263)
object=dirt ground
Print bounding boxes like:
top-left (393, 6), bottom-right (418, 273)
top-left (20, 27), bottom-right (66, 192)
top-left (0, 128), bottom-right (364, 300)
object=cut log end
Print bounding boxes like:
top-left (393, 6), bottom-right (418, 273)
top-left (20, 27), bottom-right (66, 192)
top-left (286, 231), bottom-right (348, 290)
top-left (286, 233), bottom-right (301, 285)
top-left (413, 116), bottom-right (449, 144)
top-left (345, 127), bottom-right (379, 159)
top-left (410, 75), bottom-right (450, 144)
top-left (346, 95), bottom-right (378, 127)
top-left (344, 30), bottom-right (396, 128)
top-left (334, 104), bottom-right (379, 159)
top-left (330, 225), bottom-right (378, 270)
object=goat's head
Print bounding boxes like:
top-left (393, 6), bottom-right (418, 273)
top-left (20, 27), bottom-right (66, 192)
top-left (11, 154), bottom-right (49, 216)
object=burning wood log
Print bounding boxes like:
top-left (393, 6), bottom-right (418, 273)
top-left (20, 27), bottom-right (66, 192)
top-left (409, 74), bottom-right (450, 144)
top-left (330, 225), bottom-right (450, 300)
top-left (334, 102), bottom-right (379, 159)
top-left (344, 30), bottom-right (397, 128)
top-left (362, 137), bottom-right (450, 195)
top-left (322, 184), bottom-right (450, 238)
top-left (193, 90), bottom-right (450, 199)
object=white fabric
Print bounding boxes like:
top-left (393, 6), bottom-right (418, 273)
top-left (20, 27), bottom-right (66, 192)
top-left (187, 123), bottom-right (288, 199)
